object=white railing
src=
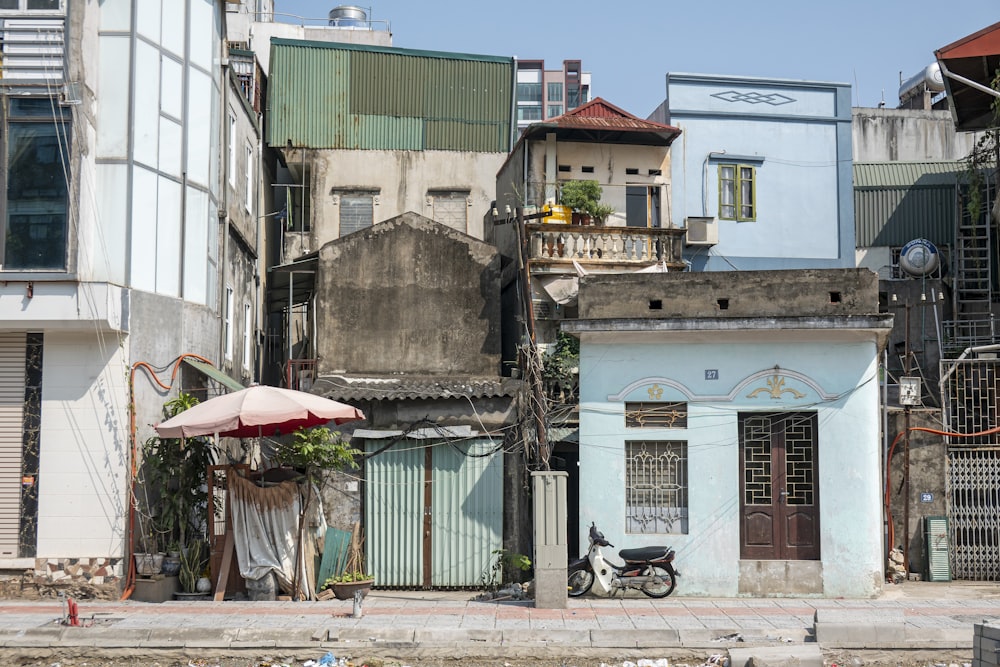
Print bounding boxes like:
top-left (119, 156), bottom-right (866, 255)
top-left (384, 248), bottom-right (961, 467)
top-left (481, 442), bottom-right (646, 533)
top-left (526, 224), bottom-right (684, 266)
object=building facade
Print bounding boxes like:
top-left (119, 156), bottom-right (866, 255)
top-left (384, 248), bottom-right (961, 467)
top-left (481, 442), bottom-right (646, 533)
top-left (655, 73), bottom-right (855, 272)
top-left (0, 0), bottom-right (258, 593)
top-left (564, 269), bottom-right (892, 596)
top-left (514, 59), bottom-right (591, 141)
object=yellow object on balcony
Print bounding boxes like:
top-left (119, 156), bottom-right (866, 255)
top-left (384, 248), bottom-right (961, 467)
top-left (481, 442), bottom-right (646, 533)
top-left (542, 205), bottom-right (572, 224)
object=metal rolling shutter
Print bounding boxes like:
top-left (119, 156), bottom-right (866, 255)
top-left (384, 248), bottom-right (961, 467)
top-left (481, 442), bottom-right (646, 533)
top-left (0, 333), bottom-right (26, 557)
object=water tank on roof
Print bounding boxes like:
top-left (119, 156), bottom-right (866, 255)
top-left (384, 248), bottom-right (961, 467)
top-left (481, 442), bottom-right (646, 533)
top-left (328, 5), bottom-right (368, 28)
top-left (898, 63), bottom-right (945, 103)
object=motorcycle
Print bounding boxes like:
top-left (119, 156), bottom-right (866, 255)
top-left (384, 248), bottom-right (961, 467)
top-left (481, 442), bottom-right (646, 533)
top-left (567, 522), bottom-right (678, 598)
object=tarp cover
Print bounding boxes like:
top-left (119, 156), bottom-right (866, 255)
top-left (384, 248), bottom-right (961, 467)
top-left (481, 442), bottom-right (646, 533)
top-left (229, 474), bottom-right (314, 599)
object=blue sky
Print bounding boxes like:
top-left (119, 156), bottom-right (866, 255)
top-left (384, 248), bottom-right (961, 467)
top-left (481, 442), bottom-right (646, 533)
top-left (274, 1), bottom-right (998, 117)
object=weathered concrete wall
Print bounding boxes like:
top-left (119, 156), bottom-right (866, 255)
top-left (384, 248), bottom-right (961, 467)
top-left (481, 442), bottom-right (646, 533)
top-left (853, 108), bottom-right (981, 162)
top-left (886, 409), bottom-right (946, 579)
top-left (288, 148), bottom-right (504, 261)
top-left (578, 268), bottom-right (880, 319)
top-left (315, 212), bottom-right (501, 376)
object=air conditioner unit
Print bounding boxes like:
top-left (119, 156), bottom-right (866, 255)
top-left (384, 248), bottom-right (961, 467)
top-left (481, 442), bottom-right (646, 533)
top-left (684, 217), bottom-right (718, 246)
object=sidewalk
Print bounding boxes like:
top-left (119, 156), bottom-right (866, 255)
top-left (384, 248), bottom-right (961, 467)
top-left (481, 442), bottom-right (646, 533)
top-left (1, 582), bottom-right (998, 664)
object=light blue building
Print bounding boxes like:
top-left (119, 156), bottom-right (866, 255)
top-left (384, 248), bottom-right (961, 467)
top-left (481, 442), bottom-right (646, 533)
top-left (564, 270), bottom-right (892, 597)
top-left (655, 73), bottom-right (854, 271)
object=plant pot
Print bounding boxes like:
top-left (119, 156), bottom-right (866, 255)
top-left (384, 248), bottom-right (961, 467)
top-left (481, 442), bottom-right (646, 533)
top-left (134, 552), bottom-right (164, 577)
top-left (173, 591), bottom-right (209, 601)
top-left (161, 555), bottom-right (181, 577)
top-left (331, 579), bottom-right (373, 600)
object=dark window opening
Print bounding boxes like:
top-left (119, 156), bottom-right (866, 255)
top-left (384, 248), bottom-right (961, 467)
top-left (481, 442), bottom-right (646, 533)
top-left (581, 166), bottom-right (594, 173)
top-left (830, 291), bottom-right (842, 303)
top-left (718, 298), bottom-right (729, 310)
top-left (648, 169), bottom-right (662, 176)
top-left (558, 164), bottom-right (571, 172)
top-left (649, 299), bottom-right (662, 310)
top-left (626, 168), bottom-right (639, 175)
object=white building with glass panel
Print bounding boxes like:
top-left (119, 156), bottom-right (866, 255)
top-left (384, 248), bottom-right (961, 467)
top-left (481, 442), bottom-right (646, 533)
top-left (0, 0), bottom-right (260, 594)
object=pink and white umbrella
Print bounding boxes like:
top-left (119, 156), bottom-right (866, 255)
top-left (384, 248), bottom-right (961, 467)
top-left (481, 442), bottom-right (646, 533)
top-left (154, 385), bottom-right (364, 438)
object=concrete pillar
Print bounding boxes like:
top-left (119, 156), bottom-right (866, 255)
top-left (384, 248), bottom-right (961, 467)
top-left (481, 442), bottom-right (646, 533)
top-left (531, 470), bottom-right (567, 608)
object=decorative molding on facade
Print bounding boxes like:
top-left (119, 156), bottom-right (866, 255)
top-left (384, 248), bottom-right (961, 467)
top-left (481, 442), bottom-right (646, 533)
top-left (608, 366), bottom-right (837, 403)
top-left (711, 90), bottom-right (796, 106)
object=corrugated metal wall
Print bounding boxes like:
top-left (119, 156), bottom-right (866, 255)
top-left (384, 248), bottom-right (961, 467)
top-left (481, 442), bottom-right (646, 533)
top-left (854, 162), bottom-right (962, 248)
top-left (0, 333), bottom-right (26, 557)
top-left (364, 439), bottom-right (423, 587)
top-left (268, 40), bottom-right (513, 153)
top-left (431, 439), bottom-right (502, 588)
top-left (364, 437), bottom-right (503, 588)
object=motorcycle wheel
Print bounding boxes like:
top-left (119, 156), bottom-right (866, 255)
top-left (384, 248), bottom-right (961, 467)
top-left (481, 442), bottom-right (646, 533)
top-left (567, 568), bottom-right (595, 597)
top-left (640, 566), bottom-right (676, 598)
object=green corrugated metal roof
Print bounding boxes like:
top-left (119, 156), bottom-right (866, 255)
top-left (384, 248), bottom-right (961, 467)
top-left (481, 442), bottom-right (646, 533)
top-left (853, 161), bottom-right (964, 188)
top-left (267, 39), bottom-right (514, 152)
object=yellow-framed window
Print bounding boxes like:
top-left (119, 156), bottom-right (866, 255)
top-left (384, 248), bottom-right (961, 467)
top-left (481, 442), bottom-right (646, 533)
top-left (718, 163), bottom-right (756, 222)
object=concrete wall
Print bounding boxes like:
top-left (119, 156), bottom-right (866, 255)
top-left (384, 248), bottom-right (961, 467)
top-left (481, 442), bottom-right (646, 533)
top-left (852, 108), bottom-right (980, 162)
top-left (285, 148), bottom-right (505, 262)
top-left (314, 212), bottom-right (501, 377)
top-left (665, 74), bottom-right (854, 271)
top-left (886, 409), bottom-right (946, 580)
top-left (578, 269), bottom-right (879, 320)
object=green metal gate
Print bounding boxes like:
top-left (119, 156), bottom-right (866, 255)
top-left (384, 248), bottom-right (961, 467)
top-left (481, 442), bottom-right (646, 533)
top-left (365, 437), bottom-right (503, 588)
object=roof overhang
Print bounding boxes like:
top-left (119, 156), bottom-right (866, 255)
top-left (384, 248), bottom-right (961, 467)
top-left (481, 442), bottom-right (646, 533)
top-left (935, 21), bottom-right (1000, 132)
top-left (267, 253), bottom-right (318, 313)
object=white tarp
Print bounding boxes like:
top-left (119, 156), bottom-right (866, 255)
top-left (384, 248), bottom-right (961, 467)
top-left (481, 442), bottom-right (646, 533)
top-left (228, 474), bottom-right (314, 600)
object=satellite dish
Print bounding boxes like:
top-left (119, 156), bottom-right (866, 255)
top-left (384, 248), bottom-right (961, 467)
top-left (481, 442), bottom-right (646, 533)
top-left (899, 239), bottom-right (939, 277)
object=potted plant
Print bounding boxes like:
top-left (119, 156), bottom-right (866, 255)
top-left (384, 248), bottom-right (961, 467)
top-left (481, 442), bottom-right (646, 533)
top-left (559, 180), bottom-right (612, 225)
top-left (321, 526), bottom-right (372, 600)
top-left (175, 539), bottom-right (209, 599)
top-left (135, 393), bottom-right (218, 580)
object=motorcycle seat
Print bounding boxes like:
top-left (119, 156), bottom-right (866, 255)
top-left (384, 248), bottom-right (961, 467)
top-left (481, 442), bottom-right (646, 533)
top-left (619, 546), bottom-right (670, 562)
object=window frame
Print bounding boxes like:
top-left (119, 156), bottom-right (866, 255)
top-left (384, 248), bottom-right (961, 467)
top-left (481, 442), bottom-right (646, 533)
top-left (224, 287), bottom-right (234, 362)
top-left (1, 97), bottom-right (71, 272)
top-left (242, 301), bottom-right (252, 371)
top-left (0, 0), bottom-right (65, 13)
top-left (244, 142), bottom-right (253, 213)
top-left (228, 111), bottom-right (236, 187)
top-left (718, 163), bottom-right (756, 222)
top-left (337, 189), bottom-right (378, 237)
top-left (625, 439), bottom-right (689, 535)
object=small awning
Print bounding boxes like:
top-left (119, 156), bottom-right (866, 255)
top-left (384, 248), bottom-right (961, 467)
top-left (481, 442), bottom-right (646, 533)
top-left (182, 357), bottom-right (244, 392)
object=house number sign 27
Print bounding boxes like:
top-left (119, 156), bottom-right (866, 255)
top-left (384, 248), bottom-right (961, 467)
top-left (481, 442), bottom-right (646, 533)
top-left (705, 370), bottom-right (719, 380)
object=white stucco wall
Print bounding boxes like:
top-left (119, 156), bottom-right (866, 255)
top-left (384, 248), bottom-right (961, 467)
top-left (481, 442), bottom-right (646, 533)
top-left (36, 331), bottom-right (130, 559)
top-left (577, 334), bottom-right (884, 597)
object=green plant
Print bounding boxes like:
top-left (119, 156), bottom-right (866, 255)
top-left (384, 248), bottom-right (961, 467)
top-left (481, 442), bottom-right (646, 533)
top-left (542, 332), bottom-right (580, 400)
top-left (138, 393), bottom-right (218, 553)
top-left (559, 180), bottom-right (602, 212)
top-left (271, 426), bottom-right (361, 482)
top-left (323, 569), bottom-right (373, 588)
top-left (590, 202), bottom-right (614, 224)
top-left (962, 69), bottom-right (1000, 226)
top-left (179, 539), bottom-right (207, 593)
top-left (481, 548), bottom-right (532, 591)
top-left (559, 180), bottom-right (613, 222)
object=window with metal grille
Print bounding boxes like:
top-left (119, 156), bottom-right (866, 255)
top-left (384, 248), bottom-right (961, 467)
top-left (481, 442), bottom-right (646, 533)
top-left (625, 440), bottom-right (688, 534)
top-left (625, 402), bottom-right (687, 428)
top-left (339, 192), bottom-right (376, 236)
top-left (430, 191), bottom-right (469, 232)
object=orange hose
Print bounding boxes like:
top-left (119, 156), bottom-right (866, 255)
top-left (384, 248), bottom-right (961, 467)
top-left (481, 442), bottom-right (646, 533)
top-left (120, 353), bottom-right (217, 601)
top-left (884, 423), bottom-right (1000, 556)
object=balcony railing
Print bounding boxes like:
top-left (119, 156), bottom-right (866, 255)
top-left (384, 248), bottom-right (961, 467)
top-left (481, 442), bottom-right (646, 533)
top-left (525, 223), bottom-right (685, 267)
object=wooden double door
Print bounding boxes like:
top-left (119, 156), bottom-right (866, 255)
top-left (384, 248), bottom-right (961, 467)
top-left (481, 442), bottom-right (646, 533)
top-left (739, 412), bottom-right (820, 560)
